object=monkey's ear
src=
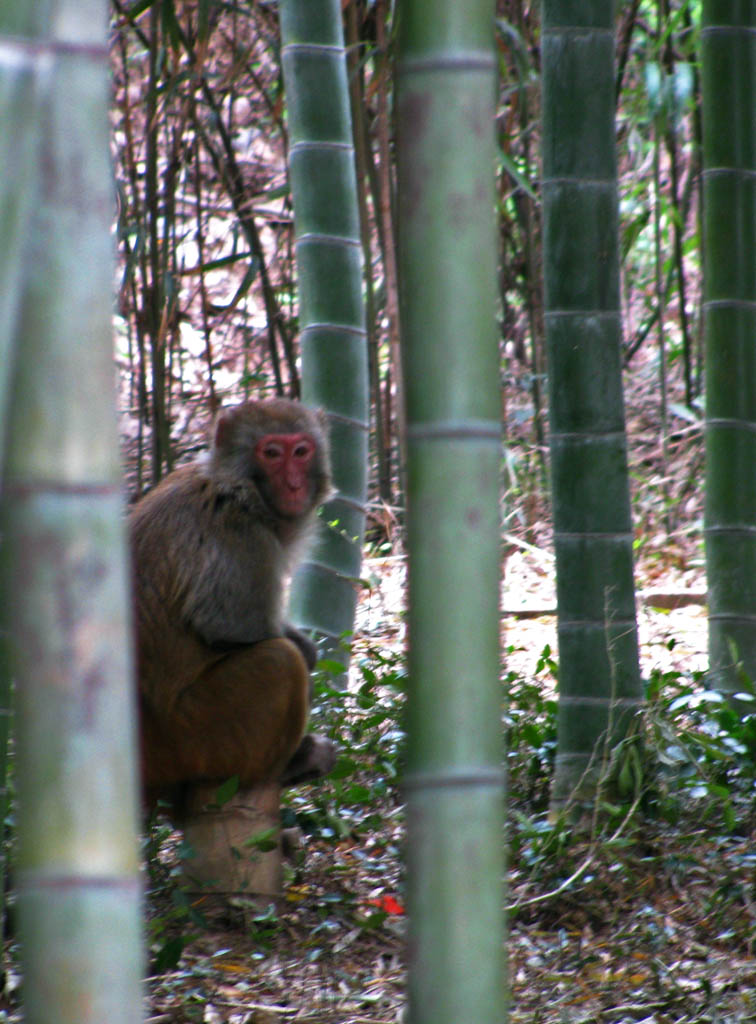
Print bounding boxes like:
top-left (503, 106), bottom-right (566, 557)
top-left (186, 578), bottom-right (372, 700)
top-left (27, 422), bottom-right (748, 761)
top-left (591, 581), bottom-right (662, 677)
top-left (213, 411), bottom-right (235, 451)
top-left (315, 408), bottom-right (330, 434)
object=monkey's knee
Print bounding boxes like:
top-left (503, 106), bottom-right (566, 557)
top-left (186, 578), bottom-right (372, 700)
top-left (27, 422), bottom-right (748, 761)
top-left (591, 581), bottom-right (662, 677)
top-left (253, 636), bottom-right (309, 671)
top-left (139, 637), bottom-right (314, 792)
top-left (232, 637), bottom-right (312, 784)
top-left (250, 637), bottom-right (311, 706)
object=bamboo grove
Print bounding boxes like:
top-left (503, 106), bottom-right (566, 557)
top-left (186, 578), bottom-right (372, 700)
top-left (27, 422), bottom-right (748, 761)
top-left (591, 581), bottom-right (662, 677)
top-left (111, 2), bottom-right (705, 520)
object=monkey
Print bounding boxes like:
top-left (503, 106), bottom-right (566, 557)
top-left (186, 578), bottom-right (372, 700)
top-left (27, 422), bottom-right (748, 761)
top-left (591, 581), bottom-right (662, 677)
top-left (129, 397), bottom-right (337, 814)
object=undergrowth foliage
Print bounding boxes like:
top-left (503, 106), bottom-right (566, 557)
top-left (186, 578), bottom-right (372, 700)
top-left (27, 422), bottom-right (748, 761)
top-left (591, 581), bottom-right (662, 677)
top-left (645, 663), bottom-right (756, 832)
top-left (122, 629), bottom-right (756, 1021)
top-left (505, 644), bottom-right (756, 918)
top-left (284, 647), bottom-right (408, 845)
top-left (142, 636), bottom-right (756, 978)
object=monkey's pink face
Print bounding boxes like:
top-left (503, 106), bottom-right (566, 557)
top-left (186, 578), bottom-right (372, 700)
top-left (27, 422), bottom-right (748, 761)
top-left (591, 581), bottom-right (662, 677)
top-left (254, 432), bottom-right (318, 517)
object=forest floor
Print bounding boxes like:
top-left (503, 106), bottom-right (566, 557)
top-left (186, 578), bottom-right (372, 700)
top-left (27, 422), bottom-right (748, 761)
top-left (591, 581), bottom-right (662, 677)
top-left (131, 539), bottom-right (756, 1024)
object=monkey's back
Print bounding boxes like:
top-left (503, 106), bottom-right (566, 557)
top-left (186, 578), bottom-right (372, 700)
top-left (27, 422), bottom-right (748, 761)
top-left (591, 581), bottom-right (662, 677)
top-left (130, 465), bottom-right (225, 709)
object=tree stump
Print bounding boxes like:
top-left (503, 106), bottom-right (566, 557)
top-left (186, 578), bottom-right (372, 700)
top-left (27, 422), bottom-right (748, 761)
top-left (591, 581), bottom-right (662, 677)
top-left (181, 781), bottom-right (282, 902)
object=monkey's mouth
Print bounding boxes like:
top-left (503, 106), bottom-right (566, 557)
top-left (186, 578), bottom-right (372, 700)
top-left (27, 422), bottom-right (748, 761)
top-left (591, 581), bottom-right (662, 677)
top-left (278, 489), bottom-right (310, 516)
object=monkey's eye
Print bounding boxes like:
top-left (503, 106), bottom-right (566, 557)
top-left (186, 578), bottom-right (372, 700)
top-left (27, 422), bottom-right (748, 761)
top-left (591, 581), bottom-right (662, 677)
top-left (260, 442), bottom-right (285, 462)
top-left (292, 440), bottom-right (315, 460)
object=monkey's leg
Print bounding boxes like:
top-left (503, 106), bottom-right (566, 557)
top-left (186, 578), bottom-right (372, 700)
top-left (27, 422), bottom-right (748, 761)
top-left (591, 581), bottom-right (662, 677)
top-left (141, 637), bottom-right (310, 790)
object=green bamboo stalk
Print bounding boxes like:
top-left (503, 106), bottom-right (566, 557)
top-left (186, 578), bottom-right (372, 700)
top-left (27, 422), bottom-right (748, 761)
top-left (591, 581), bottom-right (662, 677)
top-left (396, 4), bottom-right (507, 1023)
top-left (541, 0), bottom-right (643, 810)
top-left (0, 633), bottom-right (11, 938)
top-left (0, 6), bottom-right (47, 938)
top-left (345, 3), bottom-right (390, 504)
top-left (0, 3), bottom-right (144, 1021)
top-left (702, 2), bottom-right (756, 693)
top-left (279, 0), bottom-right (369, 658)
top-left (0, 13), bottom-right (42, 442)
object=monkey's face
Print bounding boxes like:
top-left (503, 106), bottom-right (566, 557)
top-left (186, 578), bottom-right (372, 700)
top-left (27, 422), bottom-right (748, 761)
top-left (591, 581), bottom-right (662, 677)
top-left (253, 432), bottom-right (319, 518)
top-left (211, 399), bottom-right (331, 522)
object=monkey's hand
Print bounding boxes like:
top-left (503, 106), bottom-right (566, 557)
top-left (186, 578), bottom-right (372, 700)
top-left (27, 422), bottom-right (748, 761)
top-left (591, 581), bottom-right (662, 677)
top-left (284, 624), bottom-right (318, 670)
top-left (280, 733), bottom-right (337, 786)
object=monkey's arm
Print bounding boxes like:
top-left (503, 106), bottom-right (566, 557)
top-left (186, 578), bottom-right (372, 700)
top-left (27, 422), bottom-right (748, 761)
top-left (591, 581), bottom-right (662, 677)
top-left (283, 625), bottom-right (318, 670)
top-left (179, 522), bottom-right (286, 648)
top-left (184, 559), bottom-right (317, 668)
top-left (186, 580), bottom-right (317, 668)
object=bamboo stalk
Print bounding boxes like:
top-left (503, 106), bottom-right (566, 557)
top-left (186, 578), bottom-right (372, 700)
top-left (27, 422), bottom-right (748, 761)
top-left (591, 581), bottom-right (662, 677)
top-left (280, 0), bottom-right (370, 657)
top-left (541, 0), bottom-right (643, 810)
top-left (396, 3), bottom-right (507, 1021)
top-left (702, 1), bottom-right (756, 692)
top-left (0, 4), bottom-right (144, 1021)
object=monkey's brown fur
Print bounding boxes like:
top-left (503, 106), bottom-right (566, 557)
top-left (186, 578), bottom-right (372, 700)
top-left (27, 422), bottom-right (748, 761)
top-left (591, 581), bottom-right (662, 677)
top-left (130, 398), bottom-right (333, 809)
